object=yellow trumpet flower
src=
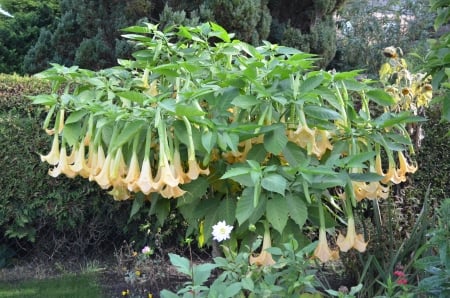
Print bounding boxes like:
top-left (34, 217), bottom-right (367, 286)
top-left (70, 143), bottom-right (90, 178)
top-left (352, 181), bottom-right (390, 201)
top-left (376, 153), bottom-right (395, 184)
top-left (89, 145), bottom-right (106, 181)
top-left (109, 180), bottom-right (130, 201)
top-left (397, 151), bottom-right (417, 177)
top-left (160, 185), bottom-right (186, 198)
top-left (124, 150), bottom-right (141, 192)
top-left (186, 159), bottom-right (210, 181)
top-left (336, 217), bottom-right (368, 253)
top-left (136, 157), bottom-right (159, 195)
top-left (249, 224), bottom-right (275, 266)
top-left (94, 152), bottom-right (113, 189)
top-left (40, 133), bottom-right (60, 165)
top-left (312, 129), bottom-right (333, 159)
top-left (48, 146), bottom-right (77, 178)
top-left (313, 228), bottom-right (339, 263)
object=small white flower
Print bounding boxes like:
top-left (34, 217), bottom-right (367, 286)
top-left (212, 221), bottom-right (233, 242)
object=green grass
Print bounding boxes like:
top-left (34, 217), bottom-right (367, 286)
top-left (0, 273), bottom-right (103, 298)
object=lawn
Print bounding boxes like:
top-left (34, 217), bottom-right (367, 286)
top-left (0, 273), bottom-right (103, 298)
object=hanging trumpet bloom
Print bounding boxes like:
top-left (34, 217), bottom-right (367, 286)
top-left (48, 144), bottom-right (77, 178)
top-left (314, 228), bottom-right (339, 263)
top-left (70, 143), bottom-right (90, 178)
top-left (40, 132), bottom-right (60, 166)
top-left (336, 216), bottom-right (368, 253)
top-left (124, 149), bottom-right (141, 192)
top-left (249, 222), bottom-right (276, 266)
top-left (397, 151), bottom-right (417, 177)
top-left (94, 151), bottom-right (113, 189)
top-left (136, 127), bottom-right (159, 194)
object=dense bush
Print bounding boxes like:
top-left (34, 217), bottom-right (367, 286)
top-left (0, 74), bottom-right (173, 264)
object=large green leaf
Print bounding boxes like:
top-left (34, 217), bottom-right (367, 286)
top-left (299, 74), bottom-right (324, 93)
top-left (175, 104), bottom-right (206, 117)
top-left (65, 110), bottom-right (88, 125)
top-left (266, 195), bottom-right (289, 234)
top-left (282, 141), bottom-right (308, 167)
top-left (62, 122), bottom-right (82, 146)
top-left (231, 95), bottom-right (260, 109)
top-left (261, 173), bottom-right (287, 196)
top-left (109, 120), bottom-right (145, 152)
top-left (286, 193), bottom-right (308, 229)
top-left (366, 89), bottom-right (396, 106)
top-left (303, 105), bottom-right (341, 120)
top-left (29, 94), bottom-right (58, 106)
top-left (236, 188), bottom-right (254, 225)
top-left (117, 91), bottom-right (149, 104)
top-left (263, 124), bottom-right (288, 155)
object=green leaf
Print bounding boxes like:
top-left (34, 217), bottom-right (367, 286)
top-left (152, 64), bottom-right (179, 77)
top-left (62, 122), bottom-right (82, 146)
top-left (263, 124), bottom-right (288, 155)
top-left (121, 25), bottom-right (151, 34)
top-left (110, 120), bottom-right (145, 152)
top-left (221, 167), bottom-right (251, 180)
top-left (231, 95), bottom-right (260, 109)
top-left (117, 91), bottom-right (148, 104)
top-left (286, 193), bottom-right (308, 228)
top-left (168, 253), bottom-right (192, 276)
top-left (175, 104), bottom-right (206, 117)
top-left (236, 188), bottom-right (254, 225)
top-left (209, 22), bottom-right (231, 42)
top-left (217, 198), bottom-right (236, 226)
top-left (339, 151), bottom-right (375, 168)
top-left (366, 89), bottom-right (396, 106)
top-left (282, 141), bottom-right (308, 167)
top-left (129, 193), bottom-right (144, 222)
top-left (193, 263), bottom-right (218, 286)
top-left (374, 112), bottom-right (424, 129)
top-left (178, 177), bottom-right (209, 205)
top-left (149, 196), bottom-right (171, 226)
top-left (299, 74), bottom-right (324, 93)
top-left (261, 173), bottom-right (287, 196)
top-left (29, 94), bottom-right (58, 106)
top-left (201, 130), bottom-right (217, 153)
top-left (266, 195), bottom-right (289, 234)
top-left (303, 105), bottom-right (341, 120)
top-left (65, 110), bottom-right (87, 125)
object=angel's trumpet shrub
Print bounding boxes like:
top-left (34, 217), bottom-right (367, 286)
top-left (337, 216), bottom-right (368, 253)
top-left (249, 223), bottom-right (276, 266)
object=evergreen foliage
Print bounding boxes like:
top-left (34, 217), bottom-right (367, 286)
top-left (15, 0), bottom-right (347, 74)
top-left (0, 0), bottom-right (59, 74)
